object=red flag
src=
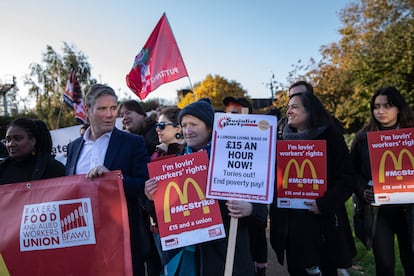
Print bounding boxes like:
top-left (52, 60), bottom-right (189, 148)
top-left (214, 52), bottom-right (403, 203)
top-left (126, 13), bottom-right (189, 100)
top-left (64, 66), bottom-right (87, 124)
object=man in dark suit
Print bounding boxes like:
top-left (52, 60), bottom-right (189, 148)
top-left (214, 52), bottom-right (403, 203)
top-left (66, 84), bottom-right (151, 276)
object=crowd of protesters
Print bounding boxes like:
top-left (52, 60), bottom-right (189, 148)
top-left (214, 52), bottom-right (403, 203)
top-left (1, 81), bottom-right (413, 276)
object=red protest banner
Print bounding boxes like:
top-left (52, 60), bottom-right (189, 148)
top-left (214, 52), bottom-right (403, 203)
top-left (148, 151), bottom-right (225, 251)
top-left (367, 128), bottom-right (414, 204)
top-left (276, 140), bottom-right (327, 209)
top-left (0, 171), bottom-right (132, 275)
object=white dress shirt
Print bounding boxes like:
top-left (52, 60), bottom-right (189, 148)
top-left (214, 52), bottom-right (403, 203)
top-left (75, 127), bottom-right (112, 175)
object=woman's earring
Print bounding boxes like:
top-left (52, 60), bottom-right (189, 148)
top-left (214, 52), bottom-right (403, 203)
top-left (175, 133), bottom-right (182, 139)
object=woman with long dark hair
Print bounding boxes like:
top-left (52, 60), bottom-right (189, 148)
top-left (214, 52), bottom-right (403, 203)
top-left (270, 92), bottom-right (356, 276)
top-left (350, 86), bottom-right (414, 276)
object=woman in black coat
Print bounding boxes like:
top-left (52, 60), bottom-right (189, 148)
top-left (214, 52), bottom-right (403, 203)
top-left (350, 86), bottom-right (414, 276)
top-left (270, 92), bottom-right (356, 276)
top-left (0, 118), bottom-right (66, 185)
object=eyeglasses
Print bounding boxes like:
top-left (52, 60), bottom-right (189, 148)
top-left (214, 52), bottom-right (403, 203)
top-left (155, 122), bottom-right (177, 130)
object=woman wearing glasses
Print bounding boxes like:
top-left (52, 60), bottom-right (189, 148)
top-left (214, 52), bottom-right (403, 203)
top-left (144, 106), bottom-right (185, 271)
top-left (146, 99), bottom-right (256, 275)
top-left (151, 106), bottom-right (184, 160)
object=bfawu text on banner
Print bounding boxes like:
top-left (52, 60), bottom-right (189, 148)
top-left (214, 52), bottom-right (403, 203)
top-left (0, 171), bottom-right (132, 275)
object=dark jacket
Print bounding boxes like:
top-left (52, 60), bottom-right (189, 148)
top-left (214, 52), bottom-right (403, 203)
top-left (141, 121), bottom-right (159, 156)
top-left (0, 152), bottom-right (66, 185)
top-left (350, 130), bottom-right (414, 250)
top-left (179, 144), bottom-right (254, 276)
top-left (65, 128), bottom-right (151, 271)
top-left (66, 128), bottom-right (149, 197)
top-left (198, 200), bottom-right (254, 276)
top-left (270, 126), bottom-right (357, 270)
top-left (146, 143), bottom-right (184, 229)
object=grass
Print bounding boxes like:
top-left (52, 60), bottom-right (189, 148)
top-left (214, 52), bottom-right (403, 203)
top-left (345, 199), bottom-right (404, 275)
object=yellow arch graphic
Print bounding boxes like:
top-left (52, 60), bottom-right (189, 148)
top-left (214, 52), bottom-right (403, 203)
top-left (379, 149), bottom-right (414, 182)
top-left (163, 177), bottom-right (210, 223)
top-left (283, 159), bottom-right (318, 190)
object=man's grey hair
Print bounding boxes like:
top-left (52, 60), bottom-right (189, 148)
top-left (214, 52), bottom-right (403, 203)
top-left (85, 84), bottom-right (118, 108)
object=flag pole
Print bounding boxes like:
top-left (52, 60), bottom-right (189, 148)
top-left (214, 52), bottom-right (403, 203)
top-left (56, 96), bottom-right (64, 129)
top-left (56, 70), bottom-right (67, 129)
top-left (186, 76), bottom-right (197, 101)
top-left (187, 76), bottom-right (194, 92)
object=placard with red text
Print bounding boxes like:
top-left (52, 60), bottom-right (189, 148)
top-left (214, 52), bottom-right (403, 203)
top-left (367, 128), bottom-right (414, 204)
top-left (276, 140), bottom-right (327, 209)
top-left (148, 151), bottom-right (225, 251)
top-left (207, 113), bottom-right (277, 203)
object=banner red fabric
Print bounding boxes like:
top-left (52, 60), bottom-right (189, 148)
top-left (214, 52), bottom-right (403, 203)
top-left (126, 13), bottom-right (189, 100)
top-left (0, 171), bottom-right (132, 275)
top-left (64, 66), bottom-right (87, 124)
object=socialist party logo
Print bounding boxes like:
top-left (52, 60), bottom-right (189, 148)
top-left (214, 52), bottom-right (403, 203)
top-left (20, 198), bottom-right (96, 251)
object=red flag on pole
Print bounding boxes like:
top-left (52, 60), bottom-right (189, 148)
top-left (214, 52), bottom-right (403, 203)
top-left (64, 66), bottom-right (87, 124)
top-left (126, 13), bottom-right (189, 100)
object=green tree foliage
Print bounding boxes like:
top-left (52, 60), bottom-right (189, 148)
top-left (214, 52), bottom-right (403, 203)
top-left (177, 74), bottom-right (249, 110)
top-left (293, 0), bottom-right (414, 132)
top-left (24, 42), bottom-right (96, 129)
top-left (140, 99), bottom-right (161, 112)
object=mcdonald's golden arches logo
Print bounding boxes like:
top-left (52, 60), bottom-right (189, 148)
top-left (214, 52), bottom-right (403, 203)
top-left (378, 149), bottom-right (414, 183)
top-left (283, 159), bottom-right (319, 190)
top-left (163, 177), bottom-right (211, 223)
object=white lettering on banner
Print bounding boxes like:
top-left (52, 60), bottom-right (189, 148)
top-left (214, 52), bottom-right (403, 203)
top-left (288, 178), bottom-right (325, 185)
top-left (170, 199), bottom-right (215, 215)
top-left (20, 198), bottom-right (96, 251)
top-left (385, 169), bottom-right (414, 177)
top-left (150, 67), bottom-right (179, 83)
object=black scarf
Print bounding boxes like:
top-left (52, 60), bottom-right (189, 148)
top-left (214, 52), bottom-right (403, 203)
top-left (378, 123), bottom-right (399, 131)
top-left (282, 124), bottom-right (328, 140)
